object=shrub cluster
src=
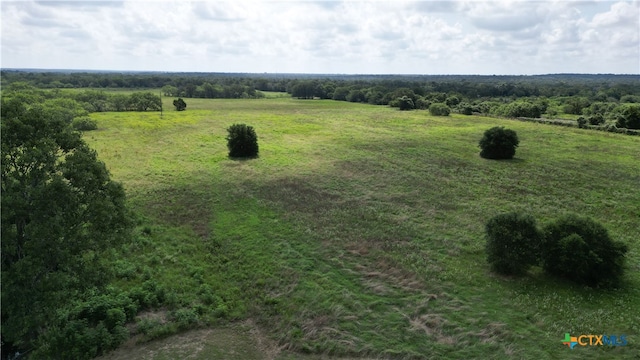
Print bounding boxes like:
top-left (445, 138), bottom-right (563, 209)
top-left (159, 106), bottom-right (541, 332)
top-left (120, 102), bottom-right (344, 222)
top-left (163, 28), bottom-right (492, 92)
top-left (32, 280), bottom-right (167, 359)
top-left (479, 126), bottom-right (519, 160)
top-left (226, 123), bottom-right (259, 158)
top-left (486, 213), bottom-right (628, 287)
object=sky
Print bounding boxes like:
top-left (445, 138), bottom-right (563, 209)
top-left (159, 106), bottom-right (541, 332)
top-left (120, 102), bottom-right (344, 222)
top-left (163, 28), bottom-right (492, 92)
top-left (1, 0), bottom-right (639, 75)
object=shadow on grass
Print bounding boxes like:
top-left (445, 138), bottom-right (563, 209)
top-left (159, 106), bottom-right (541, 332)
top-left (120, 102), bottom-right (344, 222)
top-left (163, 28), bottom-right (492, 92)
top-left (228, 155), bottom-right (260, 161)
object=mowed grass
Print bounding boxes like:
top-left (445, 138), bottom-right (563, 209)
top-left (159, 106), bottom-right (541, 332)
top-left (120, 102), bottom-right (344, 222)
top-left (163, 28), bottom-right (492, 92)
top-left (87, 97), bottom-right (640, 359)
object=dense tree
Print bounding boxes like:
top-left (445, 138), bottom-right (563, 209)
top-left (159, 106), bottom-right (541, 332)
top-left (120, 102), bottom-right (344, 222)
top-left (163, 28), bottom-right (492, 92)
top-left (162, 85), bottom-right (179, 97)
top-left (495, 101), bottom-right (543, 118)
top-left (291, 81), bottom-right (317, 99)
top-left (428, 103), bottom-right (450, 116)
top-left (479, 127), bottom-right (519, 159)
top-left (541, 214), bottom-right (628, 287)
top-left (332, 87), bottom-right (350, 101)
top-left (1, 97), bottom-right (132, 354)
top-left (396, 96), bottom-right (415, 110)
top-left (485, 212), bottom-right (541, 275)
top-left (226, 123), bottom-right (259, 158)
top-left (346, 89), bottom-right (366, 103)
top-left (173, 98), bottom-right (187, 111)
top-left (127, 92), bottom-right (161, 111)
top-left (616, 104), bottom-right (640, 129)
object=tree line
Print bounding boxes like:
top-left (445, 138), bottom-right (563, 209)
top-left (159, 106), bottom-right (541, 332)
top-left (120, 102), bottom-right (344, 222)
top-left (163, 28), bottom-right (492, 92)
top-left (3, 82), bottom-right (161, 113)
top-left (2, 71), bottom-right (640, 128)
top-left (3, 70), bottom-right (639, 100)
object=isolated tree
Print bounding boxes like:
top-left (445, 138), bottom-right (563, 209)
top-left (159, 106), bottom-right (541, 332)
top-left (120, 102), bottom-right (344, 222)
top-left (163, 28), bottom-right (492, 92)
top-left (173, 98), bottom-right (187, 111)
top-left (479, 126), bottom-right (519, 159)
top-left (1, 97), bottom-right (132, 353)
top-left (226, 123), bottom-right (259, 158)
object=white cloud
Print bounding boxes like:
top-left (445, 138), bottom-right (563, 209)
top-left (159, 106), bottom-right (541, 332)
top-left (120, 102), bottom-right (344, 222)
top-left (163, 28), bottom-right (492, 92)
top-left (1, 0), bottom-right (638, 74)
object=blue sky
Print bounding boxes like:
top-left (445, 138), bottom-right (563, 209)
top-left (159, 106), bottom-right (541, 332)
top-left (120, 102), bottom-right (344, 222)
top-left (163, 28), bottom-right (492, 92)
top-left (1, 0), bottom-right (638, 74)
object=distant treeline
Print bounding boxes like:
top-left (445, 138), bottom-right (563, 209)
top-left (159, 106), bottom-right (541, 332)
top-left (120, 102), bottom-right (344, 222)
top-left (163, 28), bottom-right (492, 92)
top-left (2, 70), bottom-right (639, 99)
top-left (2, 70), bottom-right (639, 128)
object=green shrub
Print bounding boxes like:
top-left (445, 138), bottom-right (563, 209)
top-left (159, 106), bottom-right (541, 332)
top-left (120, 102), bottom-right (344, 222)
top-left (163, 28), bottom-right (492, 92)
top-left (172, 308), bottom-right (199, 330)
top-left (620, 104), bottom-right (640, 129)
top-left (485, 212), bottom-right (541, 275)
top-left (541, 214), bottom-right (628, 287)
top-left (577, 117), bottom-right (587, 128)
top-left (173, 98), bottom-right (187, 111)
top-left (226, 123), bottom-right (259, 158)
top-left (397, 96), bottom-right (415, 110)
top-left (33, 292), bottom-right (136, 359)
top-left (428, 103), bottom-right (450, 116)
top-left (479, 126), bottom-right (519, 160)
top-left (496, 101), bottom-right (543, 118)
top-left (72, 116), bottom-right (98, 131)
top-left (588, 114), bottom-right (605, 125)
top-left (457, 102), bottom-right (474, 115)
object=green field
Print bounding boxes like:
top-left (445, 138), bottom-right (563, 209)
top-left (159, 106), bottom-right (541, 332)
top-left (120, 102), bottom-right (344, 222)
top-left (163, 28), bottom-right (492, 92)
top-left (88, 97), bottom-right (639, 359)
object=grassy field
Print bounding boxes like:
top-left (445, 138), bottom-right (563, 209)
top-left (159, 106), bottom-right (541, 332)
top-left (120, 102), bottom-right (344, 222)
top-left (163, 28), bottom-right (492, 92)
top-left (88, 97), bottom-right (639, 359)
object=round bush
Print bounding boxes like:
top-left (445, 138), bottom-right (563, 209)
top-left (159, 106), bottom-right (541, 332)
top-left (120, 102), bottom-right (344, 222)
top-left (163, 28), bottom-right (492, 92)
top-left (485, 212), bottom-right (541, 275)
top-left (428, 103), bottom-right (450, 116)
top-left (541, 214), bottom-right (628, 287)
top-left (226, 123), bottom-right (259, 158)
top-left (479, 126), bottom-right (519, 160)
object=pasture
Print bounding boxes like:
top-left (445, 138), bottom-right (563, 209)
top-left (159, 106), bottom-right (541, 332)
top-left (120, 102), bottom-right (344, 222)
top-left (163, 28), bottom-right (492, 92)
top-left (88, 96), bottom-right (639, 359)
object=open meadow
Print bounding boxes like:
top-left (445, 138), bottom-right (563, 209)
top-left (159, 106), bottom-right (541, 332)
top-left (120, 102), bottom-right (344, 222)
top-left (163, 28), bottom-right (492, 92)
top-left (87, 96), bottom-right (639, 359)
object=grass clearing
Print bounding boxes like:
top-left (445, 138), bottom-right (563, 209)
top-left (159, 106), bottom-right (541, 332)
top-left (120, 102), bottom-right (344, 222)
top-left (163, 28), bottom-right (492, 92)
top-left (87, 98), bottom-right (639, 359)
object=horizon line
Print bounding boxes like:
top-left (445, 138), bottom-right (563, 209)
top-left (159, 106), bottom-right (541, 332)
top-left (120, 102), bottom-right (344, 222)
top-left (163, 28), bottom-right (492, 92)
top-left (2, 68), bottom-right (638, 77)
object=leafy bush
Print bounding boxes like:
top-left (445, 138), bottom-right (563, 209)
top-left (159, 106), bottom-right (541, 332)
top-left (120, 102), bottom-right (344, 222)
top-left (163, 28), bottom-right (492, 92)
top-left (617, 104), bottom-right (640, 129)
top-left (457, 102), bottom-right (474, 115)
top-left (479, 126), bottom-right (519, 160)
top-left (485, 212), bottom-right (541, 275)
top-left (428, 103), bottom-right (450, 116)
top-left (588, 114), bottom-right (605, 125)
top-left (173, 98), bottom-right (187, 111)
top-left (33, 292), bottom-right (137, 359)
top-left (72, 117), bottom-right (98, 131)
top-left (414, 97), bottom-right (431, 110)
top-left (541, 214), bottom-right (628, 287)
top-left (226, 123), bottom-right (259, 158)
top-left (397, 96), bottom-right (415, 110)
top-left (577, 117), bottom-right (587, 128)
